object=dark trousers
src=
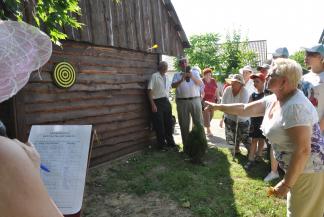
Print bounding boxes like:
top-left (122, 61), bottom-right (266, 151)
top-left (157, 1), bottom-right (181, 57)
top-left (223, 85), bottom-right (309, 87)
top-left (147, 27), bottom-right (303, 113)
top-left (152, 97), bottom-right (175, 148)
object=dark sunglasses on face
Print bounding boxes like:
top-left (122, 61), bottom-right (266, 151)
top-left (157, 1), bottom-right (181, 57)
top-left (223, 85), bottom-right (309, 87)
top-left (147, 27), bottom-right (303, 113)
top-left (266, 71), bottom-right (280, 79)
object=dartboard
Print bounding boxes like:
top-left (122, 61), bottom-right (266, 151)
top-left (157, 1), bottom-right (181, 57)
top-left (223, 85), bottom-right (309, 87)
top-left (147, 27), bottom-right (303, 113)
top-left (53, 62), bottom-right (76, 88)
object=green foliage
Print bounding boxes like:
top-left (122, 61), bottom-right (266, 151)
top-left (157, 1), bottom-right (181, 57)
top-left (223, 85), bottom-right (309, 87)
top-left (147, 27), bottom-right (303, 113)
top-left (290, 50), bottom-right (307, 69)
top-left (1, 0), bottom-right (82, 45)
top-left (183, 30), bottom-right (258, 82)
top-left (184, 33), bottom-right (222, 70)
top-left (218, 30), bottom-right (258, 81)
top-left (186, 124), bottom-right (208, 164)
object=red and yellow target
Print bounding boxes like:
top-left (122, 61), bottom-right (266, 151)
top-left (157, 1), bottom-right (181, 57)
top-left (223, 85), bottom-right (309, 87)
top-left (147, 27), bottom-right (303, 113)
top-left (53, 62), bottom-right (76, 88)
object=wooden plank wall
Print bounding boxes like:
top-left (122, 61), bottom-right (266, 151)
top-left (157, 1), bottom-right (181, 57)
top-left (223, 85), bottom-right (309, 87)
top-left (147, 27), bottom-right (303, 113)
top-left (65, 0), bottom-right (185, 57)
top-left (14, 41), bottom-right (158, 167)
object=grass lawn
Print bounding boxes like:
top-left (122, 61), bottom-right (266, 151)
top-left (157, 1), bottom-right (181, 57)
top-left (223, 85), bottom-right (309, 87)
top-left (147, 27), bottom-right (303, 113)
top-left (83, 147), bottom-right (286, 217)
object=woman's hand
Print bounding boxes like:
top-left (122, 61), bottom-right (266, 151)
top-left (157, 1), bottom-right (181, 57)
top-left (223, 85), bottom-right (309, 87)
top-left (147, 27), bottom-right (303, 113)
top-left (14, 139), bottom-right (41, 170)
top-left (204, 101), bottom-right (216, 111)
top-left (273, 180), bottom-right (290, 197)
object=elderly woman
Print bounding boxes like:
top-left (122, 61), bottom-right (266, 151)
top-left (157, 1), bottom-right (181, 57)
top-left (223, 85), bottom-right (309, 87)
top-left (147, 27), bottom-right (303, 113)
top-left (221, 74), bottom-right (250, 154)
top-left (202, 68), bottom-right (218, 136)
top-left (206, 58), bottom-right (324, 217)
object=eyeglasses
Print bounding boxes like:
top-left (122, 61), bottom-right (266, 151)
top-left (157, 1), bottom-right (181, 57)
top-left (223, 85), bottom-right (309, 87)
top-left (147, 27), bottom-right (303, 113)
top-left (266, 68), bottom-right (280, 79)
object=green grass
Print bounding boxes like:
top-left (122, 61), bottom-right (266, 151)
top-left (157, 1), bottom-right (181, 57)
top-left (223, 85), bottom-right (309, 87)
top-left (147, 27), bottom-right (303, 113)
top-left (84, 148), bottom-right (286, 217)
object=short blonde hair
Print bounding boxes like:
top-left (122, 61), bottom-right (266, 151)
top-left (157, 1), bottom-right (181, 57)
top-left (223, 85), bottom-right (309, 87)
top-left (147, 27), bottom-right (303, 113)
top-left (273, 58), bottom-right (302, 88)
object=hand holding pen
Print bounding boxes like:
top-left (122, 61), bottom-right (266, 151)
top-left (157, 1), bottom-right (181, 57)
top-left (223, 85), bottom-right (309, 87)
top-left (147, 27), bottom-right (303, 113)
top-left (15, 139), bottom-right (50, 172)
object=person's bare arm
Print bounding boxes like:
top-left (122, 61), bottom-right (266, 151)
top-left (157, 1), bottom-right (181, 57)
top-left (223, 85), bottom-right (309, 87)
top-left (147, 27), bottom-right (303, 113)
top-left (214, 88), bottom-right (219, 103)
top-left (274, 126), bottom-right (311, 197)
top-left (0, 137), bottom-right (63, 217)
top-left (204, 99), bottom-right (265, 117)
top-left (171, 73), bottom-right (185, 88)
top-left (190, 73), bottom-right (203, 86)
top-left (148, 89), bottom-right (157, 112)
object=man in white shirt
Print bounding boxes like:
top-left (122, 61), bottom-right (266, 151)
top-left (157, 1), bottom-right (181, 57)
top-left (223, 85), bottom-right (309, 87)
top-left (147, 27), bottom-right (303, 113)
top-left (171, 58), bottom-right (203, 153)
top-left (148, 61), bottom-right (176, 150)
top-left (302, 44), bottom-right (324, 134)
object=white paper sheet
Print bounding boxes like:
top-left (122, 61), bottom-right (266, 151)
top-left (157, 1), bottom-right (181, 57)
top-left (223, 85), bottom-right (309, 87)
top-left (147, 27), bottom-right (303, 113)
top-left (28, 125), bottom-right (92, 215)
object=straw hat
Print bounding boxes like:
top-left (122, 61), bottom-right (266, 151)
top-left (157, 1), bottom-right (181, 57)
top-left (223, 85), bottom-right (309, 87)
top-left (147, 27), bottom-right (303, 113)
top-left (225, 74), bottom-right (245, 85)
top-left (0, 20), bottom-right (52, 103)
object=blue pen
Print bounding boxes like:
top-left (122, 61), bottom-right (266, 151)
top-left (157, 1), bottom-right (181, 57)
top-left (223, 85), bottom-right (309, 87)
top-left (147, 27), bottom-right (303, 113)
top-left (40, 163), bottom-right (50, 173)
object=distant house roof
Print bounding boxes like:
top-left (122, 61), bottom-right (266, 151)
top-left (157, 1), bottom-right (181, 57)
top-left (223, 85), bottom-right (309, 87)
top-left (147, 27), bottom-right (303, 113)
top-left (248, 40), bottom-right (267, 65)
top-left (319, 28), bottom-right (324, 44)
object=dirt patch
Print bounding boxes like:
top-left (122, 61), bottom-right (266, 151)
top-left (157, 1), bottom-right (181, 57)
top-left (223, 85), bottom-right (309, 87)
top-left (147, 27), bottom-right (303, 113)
top-left (83, 191), bottom-right (193, 217)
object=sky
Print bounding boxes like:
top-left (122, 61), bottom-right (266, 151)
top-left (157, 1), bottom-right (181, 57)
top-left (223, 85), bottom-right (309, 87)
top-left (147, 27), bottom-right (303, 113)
top-left (171, 0), bottom-right (324, 55)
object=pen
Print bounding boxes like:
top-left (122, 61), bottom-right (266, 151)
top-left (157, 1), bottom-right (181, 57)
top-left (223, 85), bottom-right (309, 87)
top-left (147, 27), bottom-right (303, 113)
top-left (40, 163), bottom-right (50, 173)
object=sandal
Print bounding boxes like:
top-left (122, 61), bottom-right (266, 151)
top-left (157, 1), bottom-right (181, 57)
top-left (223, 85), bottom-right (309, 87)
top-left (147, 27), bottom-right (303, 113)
top-left (244, 161), bottom-right (255, 170)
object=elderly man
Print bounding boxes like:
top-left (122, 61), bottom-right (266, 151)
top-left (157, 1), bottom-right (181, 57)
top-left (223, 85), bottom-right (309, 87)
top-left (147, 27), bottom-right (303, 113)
top-left (240, 65), bottom-right (255, 96)
top-left (221, 74), bottom-right (250, 154)
top-left (148, 61), bottom-right (176, 150)
top-left (302, 44), bottom-right (324, 134)
top-left (171, 58), bottom-right (203, 153)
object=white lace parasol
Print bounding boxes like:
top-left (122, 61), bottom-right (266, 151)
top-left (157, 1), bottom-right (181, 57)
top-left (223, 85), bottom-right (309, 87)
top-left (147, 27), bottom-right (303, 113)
top-left (0, 20), bottom-right (52, 103)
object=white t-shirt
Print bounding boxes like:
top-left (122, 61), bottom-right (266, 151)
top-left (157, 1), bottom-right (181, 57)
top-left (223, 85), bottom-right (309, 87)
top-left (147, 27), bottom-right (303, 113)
top-left (221, 86), bottom-right (250, 122)
top-left (301, 71), bottom-right (324, 121)
top-left (147, 72), bottom-right (171, 99)
top-left (172, 68), bottom-right (202, 98)
top-left (261, 90), bottom-right (324, 173)
top-left (244, 79), bottom-right (256, 97)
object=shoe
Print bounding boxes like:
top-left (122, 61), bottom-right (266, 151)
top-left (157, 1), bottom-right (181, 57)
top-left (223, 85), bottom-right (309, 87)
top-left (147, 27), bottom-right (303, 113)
top-left (255, 156), bottom-right (263, 162)
top-left (234, 148), bottom-right (241, 155)
top-left (244, 161), bottom-right (255, 170)
top-left (264, 171), bottom-right (279, 182)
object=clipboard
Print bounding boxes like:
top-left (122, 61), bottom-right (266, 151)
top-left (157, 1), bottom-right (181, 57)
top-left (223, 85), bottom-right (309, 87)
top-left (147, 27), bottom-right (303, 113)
top-left (28, 125), bottom-right (94, 216)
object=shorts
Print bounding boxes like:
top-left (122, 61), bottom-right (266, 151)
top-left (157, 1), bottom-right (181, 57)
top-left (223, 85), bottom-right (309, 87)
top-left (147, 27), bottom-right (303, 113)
top-left (224, 118), bottom-right (249, 147)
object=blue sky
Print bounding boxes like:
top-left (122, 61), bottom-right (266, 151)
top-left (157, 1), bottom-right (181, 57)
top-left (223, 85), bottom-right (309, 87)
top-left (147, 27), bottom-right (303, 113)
top-left (171, 0), bottom-right (324, 55)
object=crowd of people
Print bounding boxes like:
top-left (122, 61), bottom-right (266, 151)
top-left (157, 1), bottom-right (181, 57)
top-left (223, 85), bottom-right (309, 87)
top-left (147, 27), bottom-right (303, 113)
top-left (148, 45), bottom-right (324, 217)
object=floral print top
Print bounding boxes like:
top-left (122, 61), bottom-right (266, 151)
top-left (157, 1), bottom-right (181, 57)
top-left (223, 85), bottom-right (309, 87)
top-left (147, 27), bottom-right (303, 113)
top-left (261, 90), bottom-right (324, 173)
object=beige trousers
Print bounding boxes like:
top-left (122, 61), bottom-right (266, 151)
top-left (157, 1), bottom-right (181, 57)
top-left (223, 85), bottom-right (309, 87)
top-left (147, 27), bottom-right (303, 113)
top-left (287, 172), bottom-right (324, 217)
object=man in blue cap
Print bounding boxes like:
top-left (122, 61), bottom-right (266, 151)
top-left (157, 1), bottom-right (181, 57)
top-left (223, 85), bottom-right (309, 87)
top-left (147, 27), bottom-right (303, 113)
top-left (272, 47), bottom-right (289, 59)
top-left (301, 44), bottom-right (324, 135)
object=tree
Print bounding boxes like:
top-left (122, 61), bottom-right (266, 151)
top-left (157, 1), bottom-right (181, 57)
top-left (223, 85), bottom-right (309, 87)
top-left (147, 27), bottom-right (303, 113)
top-left (182, 31), bottom-right (258, 82)
top-left (0, 0), bottom-right (120, 45)
top-left (0, 0), bottom-right (82, 45)
top-left (290, 50), bottom-right (307, 70)
top-left (184, 33), bottom-right (222, 70)
top-left (218, 30), bottom-right (258, 81)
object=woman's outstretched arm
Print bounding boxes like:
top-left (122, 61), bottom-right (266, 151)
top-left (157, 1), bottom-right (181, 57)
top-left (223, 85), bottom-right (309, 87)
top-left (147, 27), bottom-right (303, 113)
top-left (204, 99), bottom-right (266, 117)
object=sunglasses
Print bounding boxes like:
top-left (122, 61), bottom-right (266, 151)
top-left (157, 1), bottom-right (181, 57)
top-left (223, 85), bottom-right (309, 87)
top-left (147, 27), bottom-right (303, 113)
top-left (266, 68), bottom-right (280, 79)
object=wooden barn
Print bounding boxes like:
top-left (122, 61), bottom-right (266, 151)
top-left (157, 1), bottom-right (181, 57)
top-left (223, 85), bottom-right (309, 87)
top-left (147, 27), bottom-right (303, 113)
top-left (0, 0), bottom-right (189, 167)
